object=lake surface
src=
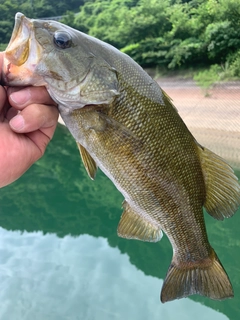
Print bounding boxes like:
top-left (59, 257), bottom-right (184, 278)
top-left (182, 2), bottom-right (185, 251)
top-left (0, 124), bottom-right (240, 320)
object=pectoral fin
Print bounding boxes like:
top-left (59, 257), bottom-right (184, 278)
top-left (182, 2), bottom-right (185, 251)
top-left (77, 142), bottom-right (97, 180)
top-left (198, 144), bottom-right (240, 220)
top-left (118, 201), bottom-right (162, 242)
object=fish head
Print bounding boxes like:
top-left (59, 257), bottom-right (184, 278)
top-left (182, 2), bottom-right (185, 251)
top-left (2, 13), bottom-right (119, 111)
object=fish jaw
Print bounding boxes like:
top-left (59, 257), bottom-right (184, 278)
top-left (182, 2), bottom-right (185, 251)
top-left (2, 12), bottom-right (46, 86)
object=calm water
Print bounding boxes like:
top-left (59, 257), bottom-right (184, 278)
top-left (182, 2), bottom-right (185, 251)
top-left (0, 124), bottom-right (239, 320)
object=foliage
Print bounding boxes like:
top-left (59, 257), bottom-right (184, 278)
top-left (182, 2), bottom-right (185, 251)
top-left (0, 0), bottom-right (83, 43)
top-left (193, 64), bottom-right (225, 90)
top-left (62, 0), bottom-right (240, 75)
top-left (228, 51), bottom-right (240, 77)
top-left (205, 21), bottom-right (240, 61)
top-left (0, 0), bottom-right (240, 77)
top-left (194, 49), bottom-right (240, 90)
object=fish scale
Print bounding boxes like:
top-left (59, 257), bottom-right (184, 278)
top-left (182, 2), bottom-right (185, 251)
top-left (2, 12), bottom-right (240, 303)
top-left (77, 84), bottom-right (208, 256)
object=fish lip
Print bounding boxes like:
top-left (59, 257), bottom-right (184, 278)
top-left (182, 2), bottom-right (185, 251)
top-left (8, 13), bottom-right (26, 46)
top-left (1, 12), bottom-right (38, 86)
top-left (5, 12), bottom-right (32, 58)
top-left (5, 13), bottom-right (32, 52)
top-left (0, 13), bottom-right (27, 85)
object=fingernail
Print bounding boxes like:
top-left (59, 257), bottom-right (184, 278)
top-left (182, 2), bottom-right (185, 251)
top-left (10, 89), bottom-right (31, 106)
top-left (10, 114), bottom-right (25, 130)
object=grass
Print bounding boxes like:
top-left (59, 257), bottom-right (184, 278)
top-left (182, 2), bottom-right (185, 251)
top-left (148, 64), bottom-right (239, 96)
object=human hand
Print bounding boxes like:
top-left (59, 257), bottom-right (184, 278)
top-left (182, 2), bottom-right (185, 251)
top-left (0, 54), bottom-right (59, 188)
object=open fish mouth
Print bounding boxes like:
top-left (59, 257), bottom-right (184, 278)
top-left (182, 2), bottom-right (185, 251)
top-left (5, 13), bottom-right (32, 66)
top-left (2, 12), bottom-right (43, 86)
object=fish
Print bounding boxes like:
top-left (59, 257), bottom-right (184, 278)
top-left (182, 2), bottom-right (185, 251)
top-left (2, 12), bottom-right (240, 303)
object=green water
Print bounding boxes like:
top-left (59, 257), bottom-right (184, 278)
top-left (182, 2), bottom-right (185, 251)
top-left (0, 124), bottom-right (239, 320)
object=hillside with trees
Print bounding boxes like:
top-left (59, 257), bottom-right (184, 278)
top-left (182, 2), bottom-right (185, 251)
top-left (0, 0), bottom-right (84, 45)
top-left (0, 0), bottom-right (239, 80)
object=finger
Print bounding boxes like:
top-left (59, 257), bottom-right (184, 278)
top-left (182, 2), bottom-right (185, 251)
top-left (9, 103), bottom-right (59, 136)
top-left (0, 53), bottom-right (3, 83)
top-left (24, 129), bottom-right (55, 161)
top-left (0, 86), bottom-right (9, 122)
top-left (6, 107), bottom-right (18, 121)
top-left (8, 86), bottom-right (57, 110)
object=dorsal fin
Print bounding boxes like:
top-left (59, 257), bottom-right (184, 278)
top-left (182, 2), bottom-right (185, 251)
top-left (198, 144), bottom-right (240, 220)
top-left (162, 89), bottom-right (179, 113)
top-left (76, 142), bottom-right (98, 180)
top-left (117, 201), bottom-right (162, 242)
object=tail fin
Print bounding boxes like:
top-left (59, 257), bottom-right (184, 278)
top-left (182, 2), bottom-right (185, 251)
top-left (161, 248), bottom-right (233, 303)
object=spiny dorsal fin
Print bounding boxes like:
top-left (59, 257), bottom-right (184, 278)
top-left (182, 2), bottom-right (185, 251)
top-left (162, 89), bottom-right (179, 113)
top-left (117, 201), bottom-right (162, 242)
top-left (198, 145), bottom-right (240, 220)
top-left (77, 142), bottom-right (97, 180)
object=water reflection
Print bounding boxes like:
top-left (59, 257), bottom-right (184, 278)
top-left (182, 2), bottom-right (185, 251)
top-left (0, 229), bottom-right (228, 320)
top-left (0, 124), bottom-right (239, 320)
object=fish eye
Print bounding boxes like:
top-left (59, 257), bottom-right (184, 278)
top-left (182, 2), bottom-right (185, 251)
top-left (53, 31), bottom-right (72, 49)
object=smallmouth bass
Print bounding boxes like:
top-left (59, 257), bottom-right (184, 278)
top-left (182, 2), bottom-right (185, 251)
top-left (2, 13), bottom-right (240, 303)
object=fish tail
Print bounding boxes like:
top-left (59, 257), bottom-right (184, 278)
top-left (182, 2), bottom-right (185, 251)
top-left (161, 248), bottom-right (233, 303)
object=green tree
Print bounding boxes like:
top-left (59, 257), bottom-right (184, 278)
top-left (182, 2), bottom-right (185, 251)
top-left (1, 0), bottom-right (240, 72)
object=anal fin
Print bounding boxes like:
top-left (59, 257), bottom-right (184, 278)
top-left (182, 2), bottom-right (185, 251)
top-left (77, 142), bottom-right (98, 180)
top-left (117, 201), bottom-right (162, 242)
top-left (198, 145), bottom-right (240, 220)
